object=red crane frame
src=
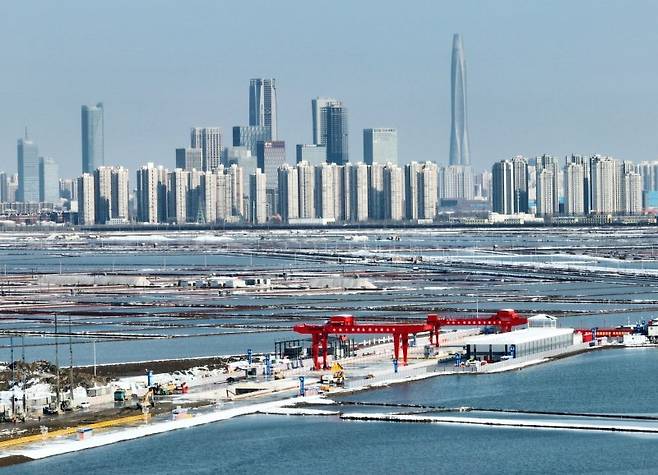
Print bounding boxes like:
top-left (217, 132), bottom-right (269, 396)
top-left (293, 310), bottom-right (528, 370)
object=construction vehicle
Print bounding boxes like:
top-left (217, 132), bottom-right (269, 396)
top-left (273, 369), bottom-right (285, 380)
top-left (331, 362), bottom-right (345, 386)
top-left (152, 382), bottom-right (176, 396)
top-left (137, 388), bottom-right (155, 409)
top-left (43, 403), bottom-right (59, 415)
top-left (320, 362), bottom-right (345, 390)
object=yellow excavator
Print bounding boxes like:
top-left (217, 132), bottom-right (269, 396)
top-left (331, 362), bottom-right (345, 386)
top-left (320, 362), bottom-right (345, 391)
top-left (137, 388), bottom-right (155, 409)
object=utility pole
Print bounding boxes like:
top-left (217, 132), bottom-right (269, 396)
top-left (54, 314), bottom-right (60, 409)
top-left (10, 336), bottom-right (14, 386)
top-left (68, 315), bottom-right (74, 402)
top-left (93, 339), bottom-right (97, 378)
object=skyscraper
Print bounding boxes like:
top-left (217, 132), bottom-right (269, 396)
top-left (324, 103), bottom-right (349, 165)
top-left (256, 141), bottom-right (287, 190)
top-left (17, 131), bottom-right (40, 202)
top-left (449, 34), bottom-right (470, 166)
top-left (39, 157), bottom-right (59, 203)
top-left (175, 148), bottom-right (203, 171)
top-left (249, 79), bottom-right (278, 139)
top-left (232, 126), bottom-right (271, 156)
top-left (363, 128), bottom-right (398, 165)
top-left (81, 103), bottom-right (104, 173)
top-left (312, 97), bottom-right (340, 146)
top-left (190, 127), bottom-right (222, 171)
top-left (296, 144), bottom-right (326, 166)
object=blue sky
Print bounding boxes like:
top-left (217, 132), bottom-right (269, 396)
top-left (1, 0), bottom-right (658, 177)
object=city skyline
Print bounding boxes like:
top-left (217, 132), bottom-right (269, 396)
top-left (3, 1), bottom-right (658, 178)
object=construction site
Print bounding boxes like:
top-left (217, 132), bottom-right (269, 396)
top-left (3, 228), bottom-right (658, 465)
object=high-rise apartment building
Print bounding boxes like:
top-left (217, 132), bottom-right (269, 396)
top-left (197, 171), bottom-right (217, 223)
top-left (564, 163), bottom-right (584, 215)
top-left (6, 174), bottom-right (18, 203)
top-left (439, 165), bottom-right (474, 200)
top-left (350, 163), bottom-right (369, 222)
top-left (77, 173), bottom-right (95, 225)
top-left (314, 163), bottom-right (339, 221)
top-left (136, 163), bottom-right (167, 224)
top-left (39, 157), bottom-right (59, 203)
top-left (535, 155), bottom-right (560, 214)
top-left (383, 163), bottom-right (404, 221)
top-left (449, 34), bottom-right (470, 166)
top-left (17, 132), bottom-right (40, 202)
top-left (232, 126), bottom-right (271, 156)
top-left (492, 160), bottom-right (515, 214)
top-left (418, 162), bottom-right (438, 220)
top-left (368, 162), bottom-right (386, 220)
top-left (297, 161), bottom-right (315, 219)
top-left (566, 155), bottom-right (591, 213)
top-left (623, 171), bottom-right (643, 215)
top-left (536, 168), bottom-right (555, 215)
top-left (191, 127), bottom-right (222, 171)
top-left (93, 166), bottom-right (129, 224)
top-left (363, 128), bottom-right (398, 165)
top-left (590, 156), bottom-right (617, 214)
top-left (405, 162), bottom-right (423, 220)
top-left (167, 169), bottom-right (189, 223)
top-left (81, 103), bottom-right (104, 173)
top-left (249, 170), bottom-right (267, 224)
top-left (176, 148), bottom-right (203, 171)
top-left (0, 172), bottom-right (7, 202)
top-left (249, 79), bottom-right (278, 139)
top-left (59, 178), bottom-right (77, 203)
top-left (277, 164), bottom-right (299, 222)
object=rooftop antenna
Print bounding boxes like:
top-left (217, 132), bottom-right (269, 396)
top-left (24, 126), bottom-right (28, 140)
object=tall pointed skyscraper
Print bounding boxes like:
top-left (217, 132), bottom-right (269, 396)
top-left (449, 34), bottom-right (470, 166)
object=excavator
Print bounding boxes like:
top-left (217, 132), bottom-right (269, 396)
top-left (320, 362), bottom-right (345, 390)
top-left (137, 388), bottom-right (155, 410)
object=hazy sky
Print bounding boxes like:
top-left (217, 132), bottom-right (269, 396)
top-left (2, 0), bottom-right (658, 178)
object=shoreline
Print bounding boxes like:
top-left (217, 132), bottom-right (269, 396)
top-left (0, 343), bottom-right (624, 466)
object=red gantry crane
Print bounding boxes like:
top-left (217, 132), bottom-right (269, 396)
top-left (293, 309), bottom-right (528, 370)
